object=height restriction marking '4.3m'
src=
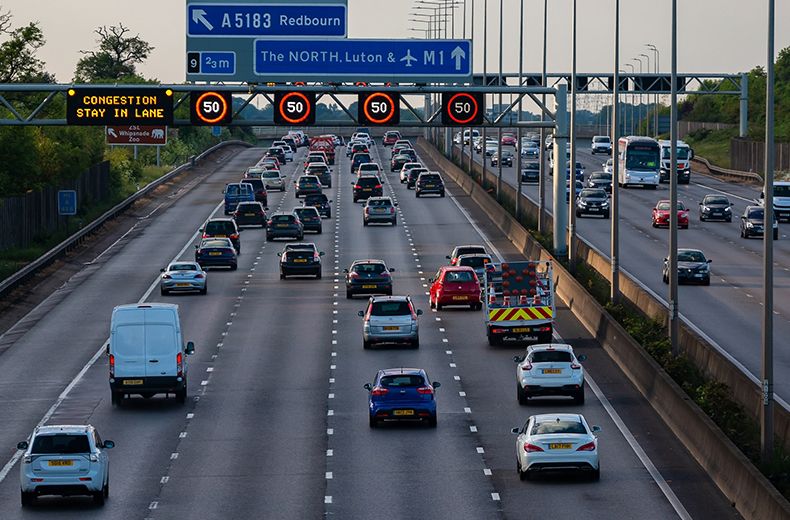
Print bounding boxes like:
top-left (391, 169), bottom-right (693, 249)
top-left (254, 39), bottom-right (472, 82)
top-left (187, 2), bottom-right (347, 37)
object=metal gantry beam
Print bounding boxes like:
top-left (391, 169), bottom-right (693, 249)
top-left (0, 83), bottom-right (556, 127)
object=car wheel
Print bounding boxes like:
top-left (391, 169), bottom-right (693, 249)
top-left (317, 227), bottom-right (323, 234)
top-left (575, 210), bottom-right (581, 218)
top-left (363, 220), bottom-right (368, 226)
top-left (592, 464), bottom-right (601, 481)
top-left (93, 489), bottom-right (106, 506)
top-left (428, 414), bottom-right (437, 428)
top-left (651, 221), bottom-right (658, 228)
top-left (369, 416), bottom-right (377, 428)
top-left (103, 479), bottom-right (109, 498)
top-left (774, 231), bottom-right (779, 240)
top-left (487, 333), bottom-right (502, 346)
top-left (280, 273), bottom-right (286, 280)
top-left (392, 218), bottom-right (397, 226)
top-left (21, 491), bottom-right (35, 507)
top-left (412, 338), bottom-right (420, 349)
top-left (575, 388), bottom-right (585, 405)
top-left (703, 277), bottom-right (711, 286)
top-left (436, 301), bottom-right (442, 310)
top-left (726, 217), bottom-right (732, 223)
top-left (700, 215), bottom-right (706, 222)
top-left (517, 383), bottom-right (528, 405)
top-left (346, 290), bottom-right (353, 299)
top-left (200, 286), bottom-right (207, 295)
top-left (440, 191), bottom-right (445, 198)
top-left (517, 460), bottom-right (528, 481)
top-left (176, 386), bottom-right (187, 404)
top-left (160, 288), bottom-right (167, 296)
top-left (316, 271), bottom-right (322, 280)
top-left (230, 264), bottom-right (238, 271)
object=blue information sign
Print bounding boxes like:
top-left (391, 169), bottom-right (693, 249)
top-left (58, 190), bottom-right (77, 216)
top-left (187, 51), bottom-right (237, 75)
top-left (254, 39), bottom-right (472, 82)
top-left (188, 3), bottom-right (347, 37)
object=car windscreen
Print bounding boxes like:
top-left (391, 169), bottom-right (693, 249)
top-left (661, 147), bottom-right (690, 160)
top-left (353, 263), bottom-right (386, 274)
top-left (357, 177), bottom-right (380, 187)
top-left (243, 180), bottom-right (264, 190)
top-left (379, 375), bottom-right (424, 387)
top-left (305, 195), bottom-right (328, 204)
top-left (262, 171), bottom-right (280, 178)
top-left (523, 163), bottom-right (540, 171)
top-left (531, 419), bottom-right (587, 435)
top-left (593, 136), bottom-right (611, 143)
top-left (591, 173), bottom-right (611, 180)
top-left (237, 203), bottom-right (260, 211)
top-left (299, 177), bottom-right (319, 184)
top-left (625, 146), bottom-right (659, 169)
top-left (458, 257), bottom-right (489, 268)
top-left (748, 208), bottom-right (764, 219)
top-left (580, 190), bottom-right (606, 198)
top-left (678, 251), bottom-right (706, 262)
top-left (32, 434), bottom-right (91, 454)
top-left (703, 196), bottom-right (729, 205)
top-left (370, 301), bottom-right (411, 316)
top-left (530, 351), bottom-right (573, 363)
top-left (420, 175), bottom-right (441, 182)
top-left (775, 185), bottom-right (790, 197)
top-left (444, 271), bottom-right (475, 282)
top-left (409, 169), bottom-right (428, 178)
top-left (205, 221), bottom-right (235, 234)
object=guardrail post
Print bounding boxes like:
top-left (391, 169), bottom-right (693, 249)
top-left (553, 84), bottom-right (568, 257)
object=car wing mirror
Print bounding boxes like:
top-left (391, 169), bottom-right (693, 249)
top-left (707, 259), bottom-right (712, 263)
top-left (357, 311), bottom-right (365, 317)
top-left (389, 268), bottom-right (395, 272)
top-left (513, 356), bottom-right (523, 363)
top-left (446, 255), bottom-right (451, 260)
top-left (432, 381), bottom-right (441, 389)
top-left (428, 278), bottom-right (434, 283)
top-left (510, 427), bottom-right (520, 435)
top-left (17, 441), bottom-right (28, 450)
top-left (319, 252), bottom-right (325, 256)
top-left (277, 252), bottom-right (282, 257)
top-left (416, 309), bottom-right (423, 316)
top-left (160, 268), bottom-right (166, 272)
top-left (591, 425), bottom-right (602, 434)
top-left (363, 383), bottom-right (372, 391)
top-left (343, 269), bottom-right (349, 273)
top-left (577, 354), bottom-right (588, 362)
top-left (102, 440), bottom-right (115, 449)
top-left (194, 245), bottom-right (199, 249)
top-left (185, 341), bottom-right (195, 355)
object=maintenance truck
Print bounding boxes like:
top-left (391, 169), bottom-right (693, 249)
top-left (483, 260), bottom-right (555, 346)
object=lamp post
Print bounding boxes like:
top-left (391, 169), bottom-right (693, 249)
top-left (639, 53), bottom-right (651, 134)
top-left (669, 0), bottom-right (679, 360)
top-left (515, 0), bottom-right (524, 220)
top-left (496, 0), bottom-right (503, 202)
top-left (625, 63), bottom-right (635, 134)
top-left (568, 0), bottom-right (578, 271)
top-left (646, 43), bottom-right (660, 135)
top-left (634, 56), bottom-right (645, 134)
top-left (538, 0), bottom-right (548, 234)
top-left (611, 0), bottom-right (620, 303)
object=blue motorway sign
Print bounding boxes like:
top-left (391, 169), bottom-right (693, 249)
top-left (187, 2), bottom-right (347, 38)
top-left (58, 190), bottom-right (77, 216)
top-left (253, 39), bottom-right (472, 82)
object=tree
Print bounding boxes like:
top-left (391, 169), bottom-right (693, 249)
top-left (74, 23), bottom-right (153, 82)
top-left (0, 8), bottom-right (48, 83)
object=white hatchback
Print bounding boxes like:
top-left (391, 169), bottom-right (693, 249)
top-left (514, 343), bottom-right (586, 404)
top-left (512, 413), bottom-right (601, 481)
top-left (18, 425), bottom-right (115, 506)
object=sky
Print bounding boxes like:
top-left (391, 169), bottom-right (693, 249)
top-left (2, 0), bottom-right (789, 84)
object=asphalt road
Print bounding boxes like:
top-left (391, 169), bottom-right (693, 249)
top-left (0, 139), bottom-right (738, 519)
top-left (457, 137), bottom-right (790, 403)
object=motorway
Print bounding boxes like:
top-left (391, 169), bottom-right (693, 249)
top-left (0, 139), bottom-right (738, 519)
top-left (457, 137), bottom-right (790, 402)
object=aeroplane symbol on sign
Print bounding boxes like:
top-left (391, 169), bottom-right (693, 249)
top-left (400, 50), bottom-right (417, 67)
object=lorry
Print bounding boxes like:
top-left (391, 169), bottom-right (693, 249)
top-left (757, 181), bottom-right (790, 222)
top-left (483, 260), bottom-right (555, 346)
top-left (657, 139), bottom-right (693, 184)
top-left (309, 135), bottom-right (336, 164)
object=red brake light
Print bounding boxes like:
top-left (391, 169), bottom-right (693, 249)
top-left (570, 363), bottom-right (581, 370)
top-left (230, 233), bottom-right (239, 239)
top-left (524, 443), bottom-right (544, 453)
top-left (416, 387), bottom-right (434, 395)
top-left (521, 363), bottom-right (532, 371)
top-left (194, 273), bottom-right (205, 279)
top-left (390, 207), bottom-right (395, 214)
top-left (576, 441), bottom-right (596, 451)
top-left (374, 184), bottom-right (382, 189)
top-left (370, 386), bottom-right (389, 396)
top-left (267, 220), bottom-right (273, 226)
top-left (177, 352), bottom-right (184, 378)
top-left (349, 272), bottom-right (360, 279)
top-left (109, 354), bottom-right (115, 377)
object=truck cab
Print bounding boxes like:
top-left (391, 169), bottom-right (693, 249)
top-left (757, 181), bottom-right (790, 222)
top-left (658, 139), bottom-right (693, 184)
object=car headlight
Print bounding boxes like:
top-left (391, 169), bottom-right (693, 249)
top-left (701, 205), bottom-right (708, 212)
top-left (746, 222), bottom-right (754, 228)
top-left (601, 201), bottom-right (610, 207)
top-left (578, 200), bottom-right (587, 207)
top-left (724, 207), bottom-right (731, 212)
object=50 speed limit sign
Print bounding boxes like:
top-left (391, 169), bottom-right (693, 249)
top-left (274, 91), bottom-right (316, 125)
top-left (190, 91), bottom-right (233, 125)
top-left (441, 92), bottom-right (484, 126)
top-left (358, 92), bottom-right (400, 126)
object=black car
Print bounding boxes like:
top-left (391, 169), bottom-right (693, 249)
top-left (699, 194), bottom-right (733, 222)
top-left (233, 201), bottom-right (268, 228)
top-left (305, 163), bottom-right (332, 189)
top-left (303, 193), bottom-right (332, 219)
top-left (267, 213), bottom-right (304, 241)
top-left (575, 188), bottom-right (610, 218)
top-left (293, 206), bottom-right (322, 234)
top-left (347, 142), bottom-right (369, 157)
top-left (740, 205), bottom-right (779, 240)
top-left (201, 218), bottom-right (241, 253)
top-left (415, 172), bottom-right (445, 198)
top-left (491, 150), bottom-right (514, 167)
top-left (266, 146), bottom-right (286, 164)
top-left (663, 248), bottom-right (711, 285)
top-left (400, 149), bottom-right (418, 162)
top-left (351, 152), bottom-right (372, 173)
top-left (352, 176), bottom-right (383, 202)
top-left (363, 197), bottom-right (398, 226)
top-left (391, 153), bottom-right (411, 172)
top-left (195, 238), bottom-right (237, 270)
top-left (344, 260), bottom-right (394, 298)
top-left (278, 244), bottom-right (324, 279)
top-left (281, 136), bottom-right (298, 152)
top-left (406, 167), bottom-right (429, 189)
top-left (521, 161), bottom-right (540, 183)
top-left (295, 175), bottom-right (322, 198)
top-left (241, 178), bottom-right (268, 206)
top-left (585, 171), bottom-right (612, 193)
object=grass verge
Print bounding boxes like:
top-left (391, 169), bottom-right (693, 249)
top-left (684, 128), bottom-right (738, 170)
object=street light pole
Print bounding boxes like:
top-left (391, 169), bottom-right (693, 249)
top-left (647, 43), bottom-right (660, 135)
top-left (568, 0), bottom-right (578, 272)
top-left (669, 0), bottom-right (679, 357)
top-left (761, 0), bottom-right (776, 464)
top-left (538, 0), bottom-right (548, 235)
top-left (481, 0), bottom-right (488, 188)
top-left (496, 0), bottom-right (503, 201)
top-left (611, 0), bottom-right (620, 303)
top-left (634, 56), bottom-right (645, 133)
top-left (469, 0), bottom-right (475, 175)
top-left (640, 53), bottom-right (651, 134)
top-left (516, 0), bottom-right (524, 220)
top-left (625, 63), bottom-right (635, 134)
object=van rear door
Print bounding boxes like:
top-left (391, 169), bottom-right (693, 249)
top-left (112, 323), bottom-right (146, 378)
top-left (144, 308), bottom-right (180, 377)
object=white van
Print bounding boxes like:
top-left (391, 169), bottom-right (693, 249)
top-left (108, 304), bottom-right (194, 405)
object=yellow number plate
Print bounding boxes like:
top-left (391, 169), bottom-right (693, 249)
top-left (276, 224), bottom-right (288, 228)
top-left (175, 283), bottom-right (190, 287)
top-left (542, 369), bottom-right (562, 374)
top-left (549, 443), bottom-right (572, 450)
top-left (48, 460), bottom-right (73, 466)
top-left (383, 326), bottom-right (399, 331)
top-left (362, 284), bottom-right (377, 289)
top-left (511, 327), bottom-right (532, 333)
top-left (215, 235), bottom-right (227, 238)
top-left (452, 295), bottom-right (468, 300)
top-left (209, 252), bottom-right (222, 256)
top-left (245, 213), bottom-right (255, 216)
top-left (123, 379), bottom-right (144, 385)
top-left (293, 259), bottom-right (307, 263)
top-left (393, 410), bottom-right (414, 416)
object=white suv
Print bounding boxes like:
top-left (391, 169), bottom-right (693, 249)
top-left (18, 424), bottom-right (115, 506)
top-left (591, 135), bottom-right (612, 155)
top-left (514, 344), bottom-right (586, 404)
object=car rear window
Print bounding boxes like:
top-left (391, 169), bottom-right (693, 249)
top-left (262, 171), bottom-right (280, 179)
top-left (272, 215), bottom-right (294, 223)
top-left (409, 169), bottom-right (428, 177)
top-left (581, 189), bottom-right (606, 198)
top-left (420, 174), bottom-right (441, 182)
top-left (457, 247), bottom-right (486, 256)
top-left (205, 221), bottom-right (235, 234)
top-left (357, 177), bottom-right (380, 187)
top-left (530, 351), bottom-right (573, 363)
top-left (444, 271), bottom-right (475, 282)
top-left (371, 301), bottom-right (411, 316)
top-left (459, 257), bottom-right (489, 268)
top-left (294, 208), bottom-right (318, 218)
top-left (353, 263), bottom-right (386, 274)
top-left (243, 180), bottom-right (264, 190)
top-left (532, 420), bottom-right (587, 435)
top-left (170, 263), bottom-right (199, 271)
top-left (380, 375), bottom-right (425, 387)
top-left (237, 202), bottom-right (260, 211)
top-left (305, 195), bottom-right (328, 204)
top-left (678, 251), bottom-right (706, 262)
top-left (202, 239), bottom-right (231, 248)
top-left (367, 199), bottom-right (391, 207)
top-left (32, 434), bottom-right (91, 454)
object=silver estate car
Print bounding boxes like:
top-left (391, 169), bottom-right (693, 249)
top-left (358, 295), bottom-right (423, 349)
top-left (18, 424), bottom-right (115, 506)
top-left (514, 344), bottom-right (587, 404)
top-left (160, 262), bottom-right (207, 295)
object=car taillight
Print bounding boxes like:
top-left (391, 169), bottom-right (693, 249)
top-left (194, 273), bottom-right (205, 279)
top-left (576, 441), bottom-right (596, 451)
top-left (364, 207), bottom-right (369, 214)
top-left (162, 274), bottom-right (172, 279)
top-left (521, 363), bottom-right (532, 371)
top-left (416, 387), bottom-right (434, 395)
top-left (349, 272), bottom-right (360, 279)
top-left (524, 443), bottom-right (544, 453)
top-left (230, 233), bottom-right (239, 240)
top-left (374, 184), bottom-right (382, 189)
top-left (389, 207), bottom-right (395, 214)
top-left (370, 387), bottom-right (389, 396)
top-left (177, 352), bottom-right (183, 378)
top-left (570, 363), bottom-right (581, 370)
top-left (202, 233), bottom-right (209, 239)
top-left (109, 354), bottom-right (115, 376)
top-left (314, 253), bottom-right (320, 261)
top-left (267, 220), bottom-right (273, 226)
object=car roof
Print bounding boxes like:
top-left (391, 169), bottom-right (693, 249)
top-left (271, 211), bottom-right (295, 217)
top-left (440, 265), bottom-right (476, 272)
top-left (168, 261), bottom-right (201, 268)
top-left (35, 425), bottom-right (92, 435)
top-left (293, 206), bottom-right (319, 212)
top-left (379, 368), bottom-right (425, 377)
top-left (678, 248), bottom-right (704, 254)
top-left (366, 196), bottom-right (392, 202)
top-left (527, 343), bottom-right (574, 353)
top-left (454, 244), bottom-right (485, 250)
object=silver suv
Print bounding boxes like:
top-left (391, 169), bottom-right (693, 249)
top-left (18, 424), bottom-right (115, 506)
top-left (514, 344), bottom-right (587, 405)
top-left (358, 295), bottom-right (423, 349)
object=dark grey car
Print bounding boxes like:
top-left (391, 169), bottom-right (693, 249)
top-left (345, 260), bottom-right (394, 298)
top-left (699, 194), bottom-right (733, 222)
top-left (267, 213), bottom-right (304, 241)
top-left (575, 188), bottom-right (610, 218)
top-left (740, 205), bottom-right (779, 240)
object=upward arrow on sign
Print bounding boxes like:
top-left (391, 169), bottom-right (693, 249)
top-left (192, 9), bottom-right (213, 31)
top-left (451, 46), bottom-right (466, 71)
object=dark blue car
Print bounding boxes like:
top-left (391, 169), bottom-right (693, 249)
top-left (364, 368), bottom-right (440, 428)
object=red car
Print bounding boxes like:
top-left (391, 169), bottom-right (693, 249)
top-left (429, 266), bottom-right (482, 310)
top-left (501, 133), bottom-right (517, 146)
top-left (382, 130), bottom-right (401, 146)
top-left (651, 200), bottom-right (689, 229)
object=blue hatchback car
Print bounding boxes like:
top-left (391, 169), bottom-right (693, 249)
top-left (364, 368), bottom-right (441, 428)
